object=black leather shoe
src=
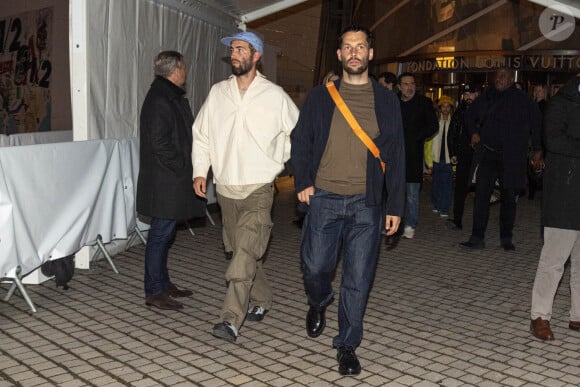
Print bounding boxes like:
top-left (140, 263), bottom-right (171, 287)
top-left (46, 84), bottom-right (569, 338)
top-left (167, 283), bottom-right (193, 298)
top-left (337, 346), bottom-right (361, 375)
top-left (306, 306), bottom-right (326, 338)
top-left (446, 219), bottom-right (462, 230)
top-left (145, 292), bottom-right (183, 310)
top-left (459, 238), bottom-right (485, 250)
top-left (292, 216), bottom-right (304, 229)
top-left (501, 241), bottom-right (516, 251)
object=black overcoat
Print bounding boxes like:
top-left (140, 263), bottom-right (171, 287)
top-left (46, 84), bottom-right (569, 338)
top-left (542, 76), bottom-right (580, 230)
top-left (136, 76), bottom-right (205, 220)
top-left (399, 93), bottom-right (439, 182)
top-left (465, 84), bottom-right (541, 189)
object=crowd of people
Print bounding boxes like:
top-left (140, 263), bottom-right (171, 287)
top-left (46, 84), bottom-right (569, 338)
top-left (136, 24), bottom-right (580, 377)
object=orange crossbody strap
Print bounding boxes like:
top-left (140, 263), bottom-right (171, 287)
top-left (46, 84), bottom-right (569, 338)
top-left (326, 82), bottom-right (386, 173)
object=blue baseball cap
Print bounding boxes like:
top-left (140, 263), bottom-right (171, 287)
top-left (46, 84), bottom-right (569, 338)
top-left (221, 31), bottom-right (264, 54)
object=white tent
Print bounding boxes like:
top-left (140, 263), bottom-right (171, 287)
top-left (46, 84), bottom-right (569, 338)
top-left (71, 0), bottom-right (307, 140)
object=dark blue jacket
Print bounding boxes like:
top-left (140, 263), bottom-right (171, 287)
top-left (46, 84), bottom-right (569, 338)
top-left (290, 78), bottom-right (406, 217)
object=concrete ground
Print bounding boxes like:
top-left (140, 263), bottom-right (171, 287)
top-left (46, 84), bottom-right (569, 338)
top-left (1, 176), bottom-right (579, 387)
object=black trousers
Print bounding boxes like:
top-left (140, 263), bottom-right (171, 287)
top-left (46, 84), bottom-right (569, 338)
top-left (471, 148), bottom-right (517, 243)
top-left (452, 147), bottom-right (473, 227)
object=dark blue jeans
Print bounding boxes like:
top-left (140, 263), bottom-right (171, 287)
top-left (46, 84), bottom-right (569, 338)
top-left (432, 162), bottom-right (453, 213)
top-left (144, 217), bottom-right (176, 296)
top-left (301, 189), bottom-right (382, 349)
top-left (404, 183), bottom-right (420, 228)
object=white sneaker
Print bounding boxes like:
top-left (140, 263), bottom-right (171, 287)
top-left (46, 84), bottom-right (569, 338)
top-left (403, 226), bottom-right (415, 239)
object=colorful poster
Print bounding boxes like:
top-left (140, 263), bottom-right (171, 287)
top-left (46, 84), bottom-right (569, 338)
top-left (0, 7), bottom-right (52, 134)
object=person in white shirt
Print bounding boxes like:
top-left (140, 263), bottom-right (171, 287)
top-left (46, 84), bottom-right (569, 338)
top-left (192, 31), bottom-right (299, 343)
top-left (430, 95), bottom-right (454, 218)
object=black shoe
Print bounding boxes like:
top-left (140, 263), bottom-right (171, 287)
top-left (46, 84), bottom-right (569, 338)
top-left (459, 238), bottom-right (485, 250)
top-left (212, 322), bottom-right (237, 342)
top-left (292, 216), bottom-right (304, 229)
top-left (501, 241), bottom-right (516, 251)
top-left (246, 306), bottom-right (268, 321)
top-left (167, 283), bottom-right (193, 298)
top-left (446, 219), bottom-right (462, 230)
top-left (306, 306), bottom-right (326, 338)
top-left (145, 292), bottom-right (183, 310)
top-left (337, 347), bottom-right (361, 376)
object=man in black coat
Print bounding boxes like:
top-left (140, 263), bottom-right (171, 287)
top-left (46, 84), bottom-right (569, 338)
top-left (530, 74), bottom-right (580, 341)
top-left (460, 68), bottom-right (542, 250)
top-left (398, 72), bottom-right (438, 239)
top-left (137, 51), bottom-right (205, 310)
top-left (446, 84), bottom-right (481, 230)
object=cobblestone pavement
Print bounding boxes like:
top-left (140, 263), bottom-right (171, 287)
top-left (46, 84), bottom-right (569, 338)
top-left (2, 176), bottom-right (579, 387)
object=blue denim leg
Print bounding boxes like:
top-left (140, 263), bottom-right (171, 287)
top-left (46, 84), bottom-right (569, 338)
top-left (405, 182), bottom-right (420, 228)
top-left (433, 162), bottom-right (453, 212)
top-left (144, 217), bottom-right (176, 296)
top-left (334, 197), bottom-right (381, 348)
top-left (301, 190), bottom-right (343, 310)
top-left (301, 189), bottom-right (381, 349)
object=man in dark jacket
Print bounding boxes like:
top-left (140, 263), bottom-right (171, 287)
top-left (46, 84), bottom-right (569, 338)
top-left (530, 74), bottom-right (580, 341)
top-left (291, 25), bottom-right (405, 376)
top-left (398, 72), bottom-right (438, 239)
top-left (446, 84), bottom-right (481, 230)
top-left (137, 51), bottom-right (205, 310)
top-left (460, 68), bottom-right (541, 250)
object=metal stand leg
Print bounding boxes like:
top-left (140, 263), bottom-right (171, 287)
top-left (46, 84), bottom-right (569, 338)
top-left (126, 227), bottom-right (147, 249)
top-left (184, 220), bottom-right (195, 236)
top-left (93, 235), bottom-right (119, 274)
top-left (127, 232), bottom-right (137, 248)
top-left (205, 209), bottom-right (216, 226)
top-left (4, 281), bottom-right (17, 300)
top-left (3, 266), bottom-right (37, 313)
top-left (135, 228), bottom-right (147, 244)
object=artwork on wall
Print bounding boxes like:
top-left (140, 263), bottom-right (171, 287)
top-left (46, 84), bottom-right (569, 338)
top-left (0, 7), bottom-right (52, 134)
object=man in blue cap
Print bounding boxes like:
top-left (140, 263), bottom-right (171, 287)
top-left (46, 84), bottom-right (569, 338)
top-left (193, 31), bottom-right (299, 342)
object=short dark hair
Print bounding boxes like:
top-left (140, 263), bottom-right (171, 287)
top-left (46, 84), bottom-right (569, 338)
top-left (338, 25), bottom-right (373, 49)
top-left (154, 51), bottom-right (184, 78)
top-left (378, 72), bottom-right (397, 85)
top-left (398, 72), bottom-right (414, 84)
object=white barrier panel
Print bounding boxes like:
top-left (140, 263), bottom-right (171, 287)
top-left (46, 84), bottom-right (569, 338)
top-left (0, 137), bottom-right (141, 281)
top-left (7, 130), bottom-right (73, 146)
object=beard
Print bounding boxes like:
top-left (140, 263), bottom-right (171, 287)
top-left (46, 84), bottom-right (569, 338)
top-left (231, 57), bottom-right (252, 76)
top-left (341, 55), bottom-right (369, 75)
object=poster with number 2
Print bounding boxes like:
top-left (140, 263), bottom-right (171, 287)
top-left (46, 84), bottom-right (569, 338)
top-left (0, 7), bottom-right (52, 134)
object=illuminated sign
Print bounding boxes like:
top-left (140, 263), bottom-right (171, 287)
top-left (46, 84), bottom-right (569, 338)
top-left (405, 55), bottom-right (580, 72)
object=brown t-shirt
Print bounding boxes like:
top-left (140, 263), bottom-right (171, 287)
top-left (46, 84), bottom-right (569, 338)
top-left (315, 81), bottom-right (379, 195)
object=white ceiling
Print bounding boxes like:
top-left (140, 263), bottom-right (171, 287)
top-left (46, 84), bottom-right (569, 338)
top-left (191, 0), bottom-right (308, 27)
